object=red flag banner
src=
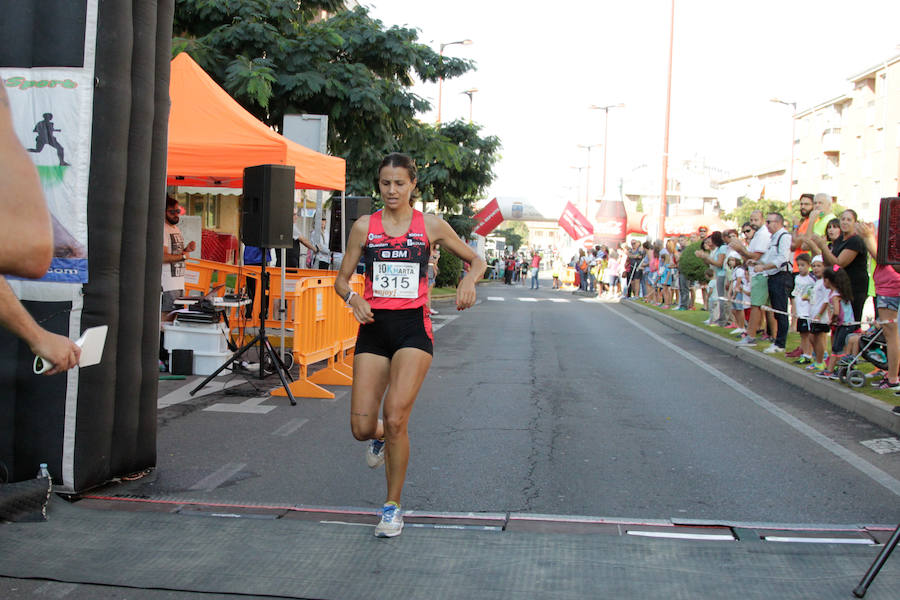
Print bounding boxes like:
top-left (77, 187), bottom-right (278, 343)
top-left (558, 202), bottom-right (594, 240)
top-left (473, 197), bottom-right (504, 237)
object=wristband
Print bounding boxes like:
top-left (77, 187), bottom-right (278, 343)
top-left (344, 290), bottom-right (357, 306)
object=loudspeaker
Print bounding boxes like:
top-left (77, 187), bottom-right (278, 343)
top-left (877, 195), bottom-right (900, 265)
top-left (329, 196), bottom-right (372, 253)
top-left (241, 164), bottom-right (295, 248)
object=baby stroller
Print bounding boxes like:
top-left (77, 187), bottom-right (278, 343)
top-left (835, 326), bottom-right (888, 388)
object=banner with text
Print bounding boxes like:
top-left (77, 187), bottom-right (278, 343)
top-left (473, 197), bottom-right (503, 237)
top-left (558, 201), bottom-right (594, 241)
top-left (1, 0), bottom-right (96, 284)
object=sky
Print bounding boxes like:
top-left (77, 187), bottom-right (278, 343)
top-left (365, 0), bottom-right (900, 217)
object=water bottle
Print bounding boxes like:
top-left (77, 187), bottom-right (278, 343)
top-left (37, 462), bottom-right (51, 482)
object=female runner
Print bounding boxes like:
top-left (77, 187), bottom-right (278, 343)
top-left (333, 153), bottom-right (486, 537)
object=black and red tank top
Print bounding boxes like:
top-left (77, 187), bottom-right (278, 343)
top-left (363, 209), bottom-right (431, 309)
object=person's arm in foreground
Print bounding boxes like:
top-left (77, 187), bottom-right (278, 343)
top-left (0, 276), bottom-right (80, 374)
top-left (0, 86), bottom-right (53, 277)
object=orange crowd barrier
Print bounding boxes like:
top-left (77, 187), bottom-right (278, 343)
top-left (184, 259), bottom-right (362, 400)
top-left (271, 273), bottom-right (363, 399)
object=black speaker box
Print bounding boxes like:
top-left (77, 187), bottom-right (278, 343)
top-left (241, 164), bottom-right (295, 248)
top-left (329, 196), bottom-right (372, 252)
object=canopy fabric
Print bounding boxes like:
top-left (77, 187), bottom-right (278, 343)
top-left (166, 53), bottom-right (345, 191)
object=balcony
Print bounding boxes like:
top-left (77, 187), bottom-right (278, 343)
top-left (822, 128), bottom-right (841, 154)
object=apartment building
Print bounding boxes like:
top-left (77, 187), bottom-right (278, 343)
top-left (793, 52), bottom-right (900, 220)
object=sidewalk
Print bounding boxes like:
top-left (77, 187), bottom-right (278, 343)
top-left (620, 297), bottom-right (900, 436)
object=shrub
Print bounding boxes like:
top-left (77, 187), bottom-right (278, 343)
top-left (436, 250), bottom-right (462, 288)
top-left (678, 241), bottom-right (709, 284)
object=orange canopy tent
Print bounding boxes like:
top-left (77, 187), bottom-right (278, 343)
top-left (166, 53), bottom-right (345, 191)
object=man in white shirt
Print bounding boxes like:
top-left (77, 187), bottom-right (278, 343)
top-left (754, 213), bottom-right (793, 353)
top-left (730, 210), bottom-right (772, 347)
top-left (162, 196), bottom-right (195, 319)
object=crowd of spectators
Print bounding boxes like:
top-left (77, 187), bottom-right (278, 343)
top-left (616, 195), bottom-right (900, 402)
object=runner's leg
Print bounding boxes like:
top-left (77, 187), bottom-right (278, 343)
top-left (382, 347), bottom-right (432, 504)
top-left (350, 353), bottom-right (390, 442)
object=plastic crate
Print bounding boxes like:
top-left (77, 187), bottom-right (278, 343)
top-left (191, 350), bottom-right (233, 376)
top-left (163, 321), bottom-right (229, 354)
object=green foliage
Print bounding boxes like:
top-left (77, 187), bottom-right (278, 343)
top-left (723, 198), bottom-right (787, 228)
top-left (494, 222), bottom-right (529, 252)
top-left (435, 249), bottom-right (462, 288)
top-left (677, 241), bottom-right (709, 283)
top-left (172, 1), bottom-right (498, 210)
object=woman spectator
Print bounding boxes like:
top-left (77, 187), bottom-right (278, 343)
top-left (805, 210), bottom-right (869, 321)
top-left (694, 231), bottom-right (729, 326)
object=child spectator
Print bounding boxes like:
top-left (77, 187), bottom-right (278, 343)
top-left (727, 252), bottom-right (748, 335)
top-left (791, 253), bottom-right (816, 364)
top-left (816, 266), bottom-right (855, 379)
top-left (807, 255), bottom-right (830, 370)
top-left (605, 250), bottom-right (620, 298)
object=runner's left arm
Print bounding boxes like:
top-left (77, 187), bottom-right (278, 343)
top-left (426, 216), bottom-right (486, 311)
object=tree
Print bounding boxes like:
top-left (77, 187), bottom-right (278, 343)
top-left (723, 198), bottom-right (787, 229)
top-left (172, 1), bottom-right (495, 200)
top-left (495, 222), bottom-right (529, 252)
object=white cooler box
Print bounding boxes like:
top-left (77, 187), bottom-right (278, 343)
top-left (163, 321), bottom-right (232, 375)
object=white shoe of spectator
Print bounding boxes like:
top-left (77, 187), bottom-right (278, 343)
top-left (730, 328), bottom-right (745, 336)
top-left (762, 344), bottom-right (784, 354)
top-left (736, 336), bottom-right (757, 347)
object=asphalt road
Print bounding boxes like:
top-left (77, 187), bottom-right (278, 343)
top-left (126, 280), bottom-right (900, 527)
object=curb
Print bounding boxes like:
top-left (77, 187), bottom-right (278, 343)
top-left (620, 299), bottom-right (900, 436)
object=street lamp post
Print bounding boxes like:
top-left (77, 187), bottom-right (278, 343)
top-left (569, 166), bottom-right (586, 213)
top-left (461, 88), bottom-right (478, 123)
top-left (589, 103), bottom-right (625, 198)
top-left (577, 143), bottom-right (602, 217)
top-left (659, 0), bottom-right (675, 241)
top-left (771, 97), bottom-right (797, 205)
top-left (437, 39), bottom-right (472, 124)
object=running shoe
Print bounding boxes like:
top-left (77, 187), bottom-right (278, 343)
top-left (366, 438), bottom-right (385, 468)
top-left (806, 362), bottom-right (825, 371)
top-left (430, 308), bottom-right (439, 315)
top-left (785, 347), bottom-right (803, 358)
top-left (874, 379), bottom-right (900, 391)
top-left (736, 337), bottom-right (757, 347)
top-left (724, 324), bottom-right (737, 329)
top-left (815, 370), bottom-right (837, 380)
top-left (730, 328), bottom-right (745, 336)
top-left (794, 356), bottom-right (813, 365)
top-left (762, 344), bottom-right (784, 354)
top-left (374, 502), bottom-right (403, 538)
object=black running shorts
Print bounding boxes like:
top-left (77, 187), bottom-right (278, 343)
top-left (355, 307), bottom-right (433, 358)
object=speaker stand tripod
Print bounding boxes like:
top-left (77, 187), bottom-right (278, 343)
top-left (190, 254), bottom-right (296, 405)
top-left (853, 523), bottom-right (899, 597)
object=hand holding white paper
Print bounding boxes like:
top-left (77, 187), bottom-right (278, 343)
top-left (33, 325), bottom-right (108, 374)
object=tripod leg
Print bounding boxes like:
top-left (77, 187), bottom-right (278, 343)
top-left (853, 523), bottom-right (900, 597)
top-left (190, 334), bottom-right (260, 396)
top-left (263, 338), bottom-right (296, 406)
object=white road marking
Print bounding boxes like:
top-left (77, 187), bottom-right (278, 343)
top-left (432, 315), bottom-right (458, 332)
top-left (34, 582), bottom-right (78, 598)
top-left (189, 462), bottom-right (246, 491)
top-left (158, 378), bottom-right (248, 408)
top-left (519, 297), bottom-right (538, 302)
top-left (606, 304), bottom-right (900, 498)
top-left (204, 397), bottom-right (275, 414)
top-left (487, 296), bottom-right (505, 301)
top-left (549, 298), bottom-right (570, 303)
top-left (860, 437), bottom-right (900, 454)
top-left (272, 418), bottom-right (309, 436)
